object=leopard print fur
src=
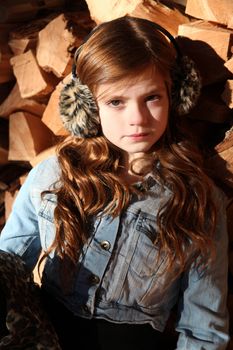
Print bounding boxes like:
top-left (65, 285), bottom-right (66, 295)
top-left (0, 250), bottom-right (61, 349)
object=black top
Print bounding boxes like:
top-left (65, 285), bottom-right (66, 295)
top-left (41, 289), bottom-right (177, 350)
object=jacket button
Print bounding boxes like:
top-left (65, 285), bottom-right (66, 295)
top-left (89, 274), bottom-right (100, 285)
top-left (100, 240), bottom-right (111, 250)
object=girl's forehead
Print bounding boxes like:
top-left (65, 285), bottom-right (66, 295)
top-left (96, 66), bottom-right (167, 97)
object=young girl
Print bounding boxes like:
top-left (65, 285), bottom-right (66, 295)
top-left (0, 16), bottom-right (229, 350)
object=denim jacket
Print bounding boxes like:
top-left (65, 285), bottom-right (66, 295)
top-left (0, 156), bottom-right (229, 349)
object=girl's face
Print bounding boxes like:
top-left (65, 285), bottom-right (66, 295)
top-left (96, 67), bottom-right (169, 164)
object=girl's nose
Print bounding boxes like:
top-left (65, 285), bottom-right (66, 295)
top-left (128, 103), bottom-right (149, 125)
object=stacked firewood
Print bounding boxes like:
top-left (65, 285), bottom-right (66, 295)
top-left (0, 0), bottom-right (232, 347)
top-left (0, 0), bottom-right (96, 225)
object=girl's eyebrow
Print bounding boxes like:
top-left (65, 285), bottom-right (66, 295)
top-left (96, 93), bottom-right (123, 101)
top-left (143, 87), bottom-right (167, 94)
top-left (97, 86), bottom-right (167, 101)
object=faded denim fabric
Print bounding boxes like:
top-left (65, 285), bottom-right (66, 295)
top-left (0, 156), bottom-right (229, 350)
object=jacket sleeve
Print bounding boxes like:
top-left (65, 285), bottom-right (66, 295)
top-left (175, 186), bottom-right (230, 350)
top-left (0, 157), bottom-right (59, 271)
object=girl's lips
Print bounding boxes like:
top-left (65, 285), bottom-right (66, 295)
top-left (130, 133), bottom-right (148, 137)
top-left (126, 133), bottom-right (149, 140)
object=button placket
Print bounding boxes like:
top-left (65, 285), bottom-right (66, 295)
top-left (74, 215), bottom-right (120, 314)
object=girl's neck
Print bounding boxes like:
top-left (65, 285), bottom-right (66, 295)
top-left (120, 154), bottom-right (153, 185)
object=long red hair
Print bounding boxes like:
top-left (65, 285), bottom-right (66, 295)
top-left (39, 16), bottom-right (216, 280)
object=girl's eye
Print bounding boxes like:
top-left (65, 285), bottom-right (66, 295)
top-left (146, 94), bottom-right (160, 102)
top-left (108, 99), bottom-right (122, 107)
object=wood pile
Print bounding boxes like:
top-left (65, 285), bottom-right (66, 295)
top-left (0, 0), bottom-right (232, 347)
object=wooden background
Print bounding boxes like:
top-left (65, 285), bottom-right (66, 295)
top-left (0, 0), bottom-right (232, 347)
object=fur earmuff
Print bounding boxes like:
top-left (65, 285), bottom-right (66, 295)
top-left (171, 55), bottom-right (201, 116)
top-left (59, 77), bottom-right (100, 137)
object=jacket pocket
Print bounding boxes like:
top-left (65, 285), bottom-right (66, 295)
top-left (123, 211), bottom-right (178, 307)
top-left (130, 211), bottom-right (168, 278)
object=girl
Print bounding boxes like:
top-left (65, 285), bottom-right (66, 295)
top-left (0, 16), bottom-right (229, 350)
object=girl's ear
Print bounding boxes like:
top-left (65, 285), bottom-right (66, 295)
top-left (171, 55), bottom-right (202, 116)
top-left (59, 77), bottom-right (100, 138)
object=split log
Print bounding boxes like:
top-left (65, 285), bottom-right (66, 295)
top-left (10, 49), bottom-right (57, 99)
top-left (0, 83), bottom-right (46, 118)
top-left (178, 20), bottom-right (233, 62)
top-left (206, 128), bottom-right (233, 189)
top-left (36, 13), bottom-right (93, 78)
top-left (221, 80), bottom-right (233, 109)
top-left (225, 56), bottom-right (233, 74)
top-left (173, 0), bottom-right (187, 5)
top-left (177, 22), bottom-right (233, 86)
top-left (29, 145), bottom-right (57, 167)
top-left (130, 0), bottom-right (189, 36)
top-left (84, 0), bottom-right (142, 24)
top-left (42, 75), bottom-right (70, 136)
top-left (8, 14), bottom-right (59, 55)
top-left (9, 37), bottom-right (36, 57)
top-left (215, 128), bottom-right (233, 154)
top-left (185, 0), bottom-right (233, 29)
top-left (4, 173), bottom-right (28, 221)
top-left (8, 111), bottom-right (55, 161)
top-left (85, 0), bottom-right (189, 35)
